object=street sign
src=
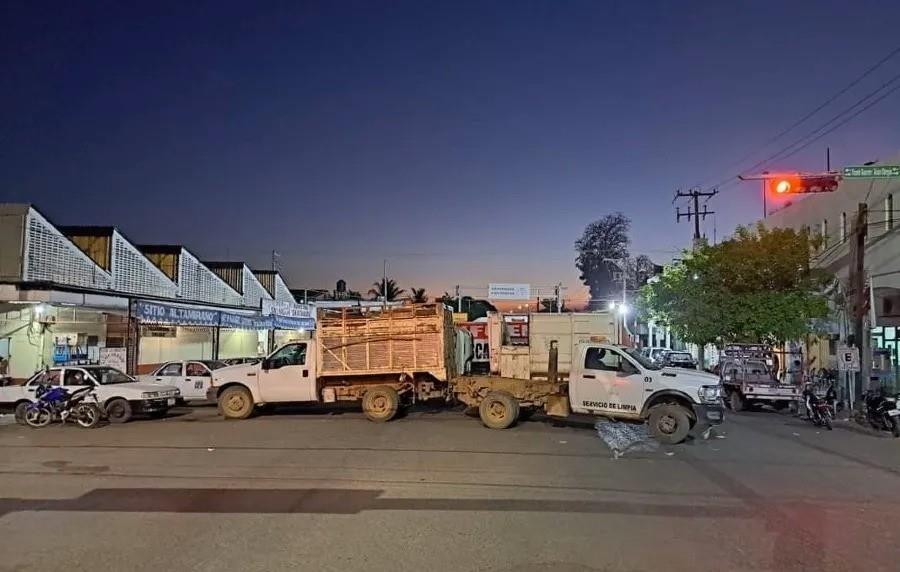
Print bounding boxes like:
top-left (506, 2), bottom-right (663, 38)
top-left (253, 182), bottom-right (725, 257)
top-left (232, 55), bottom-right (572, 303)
top-left (841, 165), bottom-right (900, 178)
top-left (837, 345), bottom-right (860, 372)
top-left (488, 283), bottom-right (531, 300)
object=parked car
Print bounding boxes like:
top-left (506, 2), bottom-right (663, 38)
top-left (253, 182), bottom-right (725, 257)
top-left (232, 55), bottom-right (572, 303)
top-left (645, 347), bottom-right (672, 363)
top-left (222, 357), bottom-right (262, 366)
top-left (0, 365), bottom-right (179, 423)
top-left (661, 351), bottom-right (698, 370)
top-left (139, 360), bottom-right (227, 401)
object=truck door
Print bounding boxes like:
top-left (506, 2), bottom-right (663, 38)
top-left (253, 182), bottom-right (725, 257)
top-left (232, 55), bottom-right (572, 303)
top-left (259, 342), bottom-right (316, 403)
top-left (571, 346), bottom-right (643, 417)
top-left (184, 361), bottom-right (213, 400)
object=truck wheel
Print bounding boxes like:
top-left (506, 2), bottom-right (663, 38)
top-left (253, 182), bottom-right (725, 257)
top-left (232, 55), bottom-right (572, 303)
top-left (648, 404), bottom-right (691, 444)
top-left (363, 386), bottom-right (400, 422)
top-left (479, 391), bottom-right (519, 430)
top-left (220, 386), bottom-right (254, 420)
top-left (106, 398), bottom-right (133, 424)
top-left (729, 391), bottom-right (745, 412)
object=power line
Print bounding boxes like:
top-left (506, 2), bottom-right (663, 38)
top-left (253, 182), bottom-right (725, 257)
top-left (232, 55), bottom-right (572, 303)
top-left (692, 44), bottom-right (900, 190)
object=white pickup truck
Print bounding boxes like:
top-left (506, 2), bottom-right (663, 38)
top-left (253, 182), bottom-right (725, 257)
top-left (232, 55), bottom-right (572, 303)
top-left (209, 325), bottom-right (724, 444)
top-left (0, 365), bottom-right (180, 423)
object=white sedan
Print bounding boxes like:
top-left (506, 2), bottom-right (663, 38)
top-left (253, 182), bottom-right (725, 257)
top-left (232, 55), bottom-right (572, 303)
top-left (0, 365), bottom-right (179, 424)
top-left (139, 360), bottom-right (227, 401)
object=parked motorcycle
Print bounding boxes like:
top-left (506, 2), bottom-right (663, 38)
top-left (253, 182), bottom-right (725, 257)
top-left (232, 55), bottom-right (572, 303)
top-left (24, 384), bottom-right (103, 429)
top-left (802, 385), bottom-right (833, 430)
top-left (864, 388), bottom-right (900, 438)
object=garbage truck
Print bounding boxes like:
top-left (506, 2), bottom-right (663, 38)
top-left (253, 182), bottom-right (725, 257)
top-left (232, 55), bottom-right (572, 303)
top-left (208, 304), bottom-right (724, 443)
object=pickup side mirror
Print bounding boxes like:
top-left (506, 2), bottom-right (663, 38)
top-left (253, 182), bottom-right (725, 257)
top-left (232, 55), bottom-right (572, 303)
top-left (261, 359), bottom-right (271, 371)
top-left (618, 362), bottom-right (640, 377)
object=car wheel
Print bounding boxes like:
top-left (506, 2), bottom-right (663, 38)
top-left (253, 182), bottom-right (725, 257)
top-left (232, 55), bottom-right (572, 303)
top-left (362, 386), bottom-right (400, 423)
top-left (219, 386), bottom-right (254, 420)
top-left (648, 404), bottom-right (691, 444)
top-left (106, 398), bottom-right (133, 423)
top-left (14, 401), bottom-right (30, 424)
top-left (478, 391), bottom-right (519, 430)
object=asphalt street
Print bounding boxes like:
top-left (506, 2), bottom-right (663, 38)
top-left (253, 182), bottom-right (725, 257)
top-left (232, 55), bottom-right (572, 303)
top-left (0, 406), bottom-right (898, 572)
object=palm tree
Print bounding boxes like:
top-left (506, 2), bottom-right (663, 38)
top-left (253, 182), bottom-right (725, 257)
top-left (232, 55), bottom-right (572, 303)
top-left (369, 278), bottom-right (405, 301)
top-left (409, 288), bottom-right (428, 303)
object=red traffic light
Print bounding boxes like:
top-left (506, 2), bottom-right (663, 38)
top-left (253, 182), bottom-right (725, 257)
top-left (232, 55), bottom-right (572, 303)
top-left (767, 174), bottom-right (839, 195)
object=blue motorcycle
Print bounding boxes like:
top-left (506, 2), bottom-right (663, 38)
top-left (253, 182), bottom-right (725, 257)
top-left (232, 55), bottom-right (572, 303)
top-left (24, 384), bottom-right (103, 429)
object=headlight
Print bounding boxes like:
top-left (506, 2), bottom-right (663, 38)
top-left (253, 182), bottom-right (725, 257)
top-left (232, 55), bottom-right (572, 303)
top-left (699, 385), bottom-right (721, 402)
top-left (142, 391), bottom-right (160, 399)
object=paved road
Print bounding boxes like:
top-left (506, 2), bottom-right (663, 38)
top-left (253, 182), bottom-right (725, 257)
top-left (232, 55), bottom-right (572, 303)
top-left (0, 406), bottom-right (898, 572)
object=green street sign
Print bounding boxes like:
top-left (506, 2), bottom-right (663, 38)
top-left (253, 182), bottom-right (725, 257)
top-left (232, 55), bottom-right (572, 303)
top-left (842, 165), bottom-right (900, 178)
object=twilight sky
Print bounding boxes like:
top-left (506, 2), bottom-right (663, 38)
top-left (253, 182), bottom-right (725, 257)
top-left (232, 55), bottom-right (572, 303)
top-left (3, 1), bottom-right (900, 305)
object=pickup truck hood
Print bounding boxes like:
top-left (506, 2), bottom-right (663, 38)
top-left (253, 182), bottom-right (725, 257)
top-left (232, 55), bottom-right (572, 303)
top-left (212, 363), bottom-right (257, 384)
top-left (658, 367), bottom-right (720, 391)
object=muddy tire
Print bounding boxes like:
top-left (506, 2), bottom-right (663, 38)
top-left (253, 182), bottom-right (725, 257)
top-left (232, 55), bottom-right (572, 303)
top-left (106, 398), bottom-right (133, 424)
top-left (362, 386), bottom-right (400, 423)
top-left (219, 386), bottom-right (254, 420)
top-left (648, 404), bottom-right (692, 444)
top-left (478, 391), bottom-right (519, 430)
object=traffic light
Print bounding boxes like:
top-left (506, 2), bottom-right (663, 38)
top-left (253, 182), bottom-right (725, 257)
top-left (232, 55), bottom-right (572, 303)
top-left (767, 174), bottom-right (839, 194)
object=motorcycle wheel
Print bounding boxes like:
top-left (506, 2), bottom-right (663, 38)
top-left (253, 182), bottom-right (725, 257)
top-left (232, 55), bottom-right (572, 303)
top-left (822, 413), bottom-right (833, 431)
top-left (24, 406), bottom-right (52, 428)
top-left (891, 418), bottom-right (900, 438)
top-left (73, 404), bottom-right (101, 428)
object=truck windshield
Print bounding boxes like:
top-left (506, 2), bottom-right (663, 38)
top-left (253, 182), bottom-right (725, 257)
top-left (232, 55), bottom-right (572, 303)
top-left (624, 348), bottom-right (661, 370)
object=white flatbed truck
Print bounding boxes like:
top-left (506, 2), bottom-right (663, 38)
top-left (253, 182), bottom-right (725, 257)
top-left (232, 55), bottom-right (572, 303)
top-left (209, 304), bottom-right (725, 443)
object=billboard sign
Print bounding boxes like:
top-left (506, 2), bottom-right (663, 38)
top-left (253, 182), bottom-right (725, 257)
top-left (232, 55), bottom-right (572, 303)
top-left (488, 283), bottom-right (531, 300)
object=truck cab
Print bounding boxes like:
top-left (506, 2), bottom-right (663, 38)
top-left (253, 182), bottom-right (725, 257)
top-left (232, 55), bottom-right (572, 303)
top-left (568, 343), bottom-right (724, 443)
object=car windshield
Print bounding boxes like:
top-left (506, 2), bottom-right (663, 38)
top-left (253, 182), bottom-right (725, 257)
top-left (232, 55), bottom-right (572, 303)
top-left (88, 367), bottom-right (134, 385)
top-left (624, 348), bottom-right (661, 370)
top-left (203, 360), bottom-right (227, 370)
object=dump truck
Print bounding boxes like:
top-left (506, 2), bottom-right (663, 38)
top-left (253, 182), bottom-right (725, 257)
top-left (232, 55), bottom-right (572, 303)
top-left (208, 304), bottom-right (724, 443)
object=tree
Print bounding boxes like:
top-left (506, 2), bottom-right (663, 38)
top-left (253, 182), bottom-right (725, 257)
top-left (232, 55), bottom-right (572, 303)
top-left (575, 213), bottom-right (631, 309)
top-left (369, 278), bottom-right (405, 301)
top-left (638, 224), bottom-right (830, 348)
top-left (409, 288), bottom-right (428, 303)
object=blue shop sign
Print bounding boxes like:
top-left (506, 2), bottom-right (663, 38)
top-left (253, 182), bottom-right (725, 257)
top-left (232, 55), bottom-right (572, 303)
top-left (134, 300), bottom-right (220, 327)
top-left (220, 312), bottom-right (272, 330)
top-left (273, 315), bottom-right (316, 330)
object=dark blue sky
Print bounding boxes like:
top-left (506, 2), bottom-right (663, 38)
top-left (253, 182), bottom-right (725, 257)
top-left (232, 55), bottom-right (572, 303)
top-left (3, 1), bottom-right (900, 303)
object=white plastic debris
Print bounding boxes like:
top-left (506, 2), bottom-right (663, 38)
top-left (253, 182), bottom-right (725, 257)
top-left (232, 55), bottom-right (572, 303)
top-left (594, 419), bottom-right (659, 458)
top-left (558, 440), bottom-right (567, 444)
top-left (665, 452), bottom-right (675, 456)
top-left (207, 447), bottom-right (215, 452)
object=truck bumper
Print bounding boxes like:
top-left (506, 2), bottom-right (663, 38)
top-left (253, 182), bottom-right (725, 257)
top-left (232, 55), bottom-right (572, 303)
top-left (693, 402), bottom-right (725, 426)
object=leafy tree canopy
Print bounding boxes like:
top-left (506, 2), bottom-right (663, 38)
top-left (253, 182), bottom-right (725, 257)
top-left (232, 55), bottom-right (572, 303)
top-left (638, 224), bottom-right (830, 346)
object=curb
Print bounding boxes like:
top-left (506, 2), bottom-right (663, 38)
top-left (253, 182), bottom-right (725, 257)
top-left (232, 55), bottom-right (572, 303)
top-left (833, 418), bottom-right (891, 438)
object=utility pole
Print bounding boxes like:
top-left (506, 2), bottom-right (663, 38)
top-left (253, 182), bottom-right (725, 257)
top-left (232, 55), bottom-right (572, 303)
top-left (675, 188), bottom-right (717, 249)
top-left (382, 259), bottom-right (388, 310)
top-left (674, 188), bottom-right (717, 366)
top-left (455, 284), bottom-right (461, 314)
top-left (271, 250), bottom-right (280, 272)
top-left (849, 203), bottom-right (868, 399)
